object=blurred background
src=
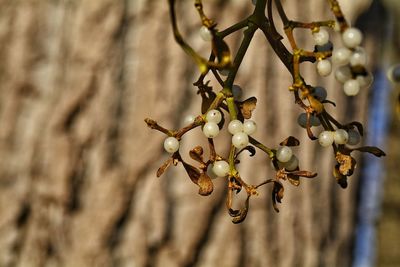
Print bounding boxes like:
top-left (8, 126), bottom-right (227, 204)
top-left (0, 0), bottom-right (398, 266)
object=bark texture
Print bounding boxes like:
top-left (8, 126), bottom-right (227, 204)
top-left (0, 1), bottom-right (371, 267)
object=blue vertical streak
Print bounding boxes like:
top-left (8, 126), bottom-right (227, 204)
top-left (352, 70), bottom-right (391, 267)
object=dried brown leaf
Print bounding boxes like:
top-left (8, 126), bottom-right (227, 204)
top-left (239, 97), bottom-right (257, 119)
top-left (353, 146), bottom-right (386, 157)
top-left (349, 121), bottom-right (364, 136)
top-left (271, 181), bottom-right (284, 212)
top-left (290, 170), bottom-right (317, 178)
top-left (333, 164), bottom-right (348, 189)
top-left (189, 146), bottom-right (204, 163)
top-left (157, 158), bottom-right (173, 177)
top-left (236, 145), bottom-right (256, 158)
top-left (182, 161), bottom-right (213, 196)
top-left (287, 175), bottom-right (300, 186)
top-left (336, 152), bottom-right (356, 176)
top-left (280, 136), bottom-right (300, 147)
top-left (182, 161), bottom-right (200, 184)
top-left (232, 196), bottom-right (250, 224)
top-left (197, 172), bottom-right (214, 196)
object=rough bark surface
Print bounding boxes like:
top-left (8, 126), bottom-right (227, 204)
top-left (0, 1), bottom-right (371, 267)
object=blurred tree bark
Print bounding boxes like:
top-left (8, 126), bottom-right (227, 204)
top-left (0, 1), bottom-right (371, 267)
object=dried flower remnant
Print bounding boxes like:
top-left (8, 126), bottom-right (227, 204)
top-left (145, 0), bottom-right (385, 223)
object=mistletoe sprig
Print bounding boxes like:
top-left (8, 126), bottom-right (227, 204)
top-left (145, 0), bottom-right (385, 223)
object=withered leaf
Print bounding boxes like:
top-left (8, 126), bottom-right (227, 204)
top-left (287, 175), bottom-right (300, 186)
top-left (353, 146), bottom-right (386, 157)
top-left (232, 196), bottom-right (250, 224)
top-left (271, 181), bottom-right (284, 212)
top-left (280, 136), bottom-right (300, 147)
top-left (157, 157), bottom-right (173, 177)
top-left (338, 177), bottom-right (348, 188)
top-left (236, 145), bottom-right (256, 158)
top-left (239, 97), bottom-right (257, 119)
top-left (226, 189), bottom-right (240, 217)
top-left (197, 172), bottom-right (214, 196)
top-left (189, 146), bottom-right (204, 163)
top-left (322, 99), bottom-right (336, 107)
top-left (228, 208), bottom-right (241, 217)
top-left (182, 161), bottom-right (200, 184)
top-left (333, 165), bottom-right (348, 189)
top-left (290, 170), bottom-right (317, 178)
top-left (336, 152), bottom-right (356, 176)
top-left (349, 121), bottom-right (364, 136)
top-left (182, 161), bottom-right (214, 196)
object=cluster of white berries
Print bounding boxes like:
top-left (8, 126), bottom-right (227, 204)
top-left (332, 27), bottom-right (373, 96)
top-left (203, 109), bottom-right (223, 138)
top-left (276, 146), bottom-right (299, 171)
top-left (228, 119), bottom-right (257, 150)
top-left (318, 128), bottom-right (361, 147)
top-left (312, 28), bottom-right (333, 77)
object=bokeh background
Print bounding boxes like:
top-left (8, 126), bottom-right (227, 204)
top-left (0, 0), bottom-right (398, 266)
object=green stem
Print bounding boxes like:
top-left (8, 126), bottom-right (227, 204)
top-left (249, 136), bottom-right (274, 158)
top-left (226, 97), bottom-right (238, 120)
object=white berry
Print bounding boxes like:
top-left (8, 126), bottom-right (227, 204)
top-left (164, 137), bottom-right (180, 153)
top-left (232, 132), bottom-right (249, 150)
top-left (332, 47), bottom-right (352, 66)
top-left (276, 146), bottom-right (293, 163)
top-left (342, 27), bottom-right (363, 48)
top-left (343, 79), bottom-right (360, 96)
top-left (212, 160), bottom-right (230, 177)
top-left (334, 129), bottom-right (349, 144)
top-left (350, 47), bottom-right (367, 67)
top-left (203, 122), bottom-right (220, 138)
top-left (313, 28), bottom-right (330, 46)
top-left (318, 131), bottom-right (334, 147)
top-left (335, 65), bottom-right (352, 84)
top-left (281, 155), bottom-right (299, 171)
top-left (183, 114), bottom-right (196, 125)
top-left (228, 120), bottom-right (243, 135)
top-left (313, 86), bottom-right (327, 101)
top-left (232, 85), bottom-right (243, 99)
top-left (348, 129), bottom-right (361, 145)
top-left (206, 109), bottom-right (222, 123)
top-left (199, 26), bottom-right (213, 42)
top-left (317, 59), bottom-right (332, 77)
top-left (243, 120), bottom-right (257, 135)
